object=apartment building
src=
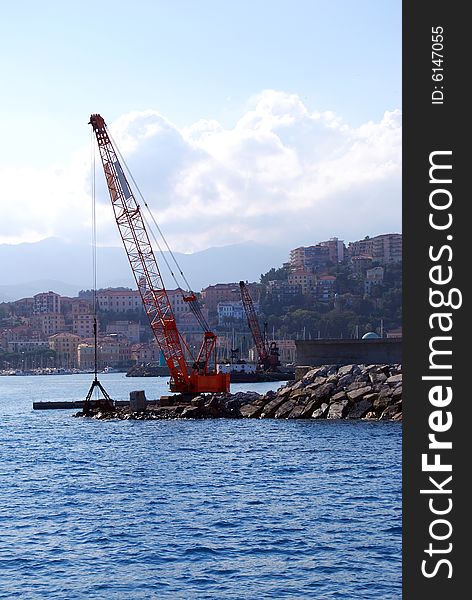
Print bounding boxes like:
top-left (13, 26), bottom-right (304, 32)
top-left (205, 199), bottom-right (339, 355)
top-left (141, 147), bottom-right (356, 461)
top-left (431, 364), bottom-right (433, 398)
top-left (106, 321), bottom-right (142, 343)
top-left (315, 275), bottom-right (337, 302)
top-left (34, 313), bottom-right (66, 337)
top-left (319, 237), bottom-right (345, 263)
top-left (287, 269), bottom-right (317, 295)
top-left (372, 233), bottom-right (402, 263)
top-left (71, 299), bottom-right (95, 338)
top-left (96, 289), bottom-right (142, 312)
top-left (48, 332), bottom-right (81, 368)
top-left (201, 283), bottom-right (241, 314)
top-left (289, 245), bottom-right (330, 271)
top-left (33, 291), bottom-right (61, 315)
top-left (364, 266), bottom-right (385, 296)
top-left (349, 233), bottom-right (402, 264)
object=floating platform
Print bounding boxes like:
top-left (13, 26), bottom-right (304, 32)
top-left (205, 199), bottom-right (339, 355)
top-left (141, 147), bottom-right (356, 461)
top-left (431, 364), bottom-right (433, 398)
top-left (33, 400), bottom-right (131, 410)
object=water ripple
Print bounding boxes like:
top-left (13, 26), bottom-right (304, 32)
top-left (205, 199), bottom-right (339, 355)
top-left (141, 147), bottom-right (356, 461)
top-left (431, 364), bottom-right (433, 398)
top-left (0, 374), bottom-right (401, 599)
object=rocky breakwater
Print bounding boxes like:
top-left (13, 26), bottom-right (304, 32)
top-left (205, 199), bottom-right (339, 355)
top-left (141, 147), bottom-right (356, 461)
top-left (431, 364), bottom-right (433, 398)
top-left (239, 363), bottom-right (402, 421)
top-left (78, 363), bottom-right (402, 421)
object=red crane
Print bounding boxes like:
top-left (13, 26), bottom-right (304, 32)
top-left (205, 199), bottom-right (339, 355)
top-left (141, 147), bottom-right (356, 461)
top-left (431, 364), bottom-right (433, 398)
top-left (239, 281), bottom-right (280, 372)
top-left (89, 114), bottom-right (229, 395)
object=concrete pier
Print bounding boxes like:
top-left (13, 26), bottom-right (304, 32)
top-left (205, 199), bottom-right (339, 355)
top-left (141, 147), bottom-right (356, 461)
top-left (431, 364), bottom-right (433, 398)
top-left (33, 400), bottom-right (130, 410)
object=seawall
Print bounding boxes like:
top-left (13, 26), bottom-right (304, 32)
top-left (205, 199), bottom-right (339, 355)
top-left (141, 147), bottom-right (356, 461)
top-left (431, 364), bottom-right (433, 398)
top-left (296, 339), bottom-right (402, 367)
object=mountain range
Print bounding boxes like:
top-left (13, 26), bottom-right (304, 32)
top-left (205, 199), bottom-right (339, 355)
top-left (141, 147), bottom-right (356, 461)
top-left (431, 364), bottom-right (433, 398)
top-left (0, 238), bottom-right (288, 302)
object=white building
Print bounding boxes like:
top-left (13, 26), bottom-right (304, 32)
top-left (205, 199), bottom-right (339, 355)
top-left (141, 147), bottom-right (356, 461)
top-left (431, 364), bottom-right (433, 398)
top-left (217, 301), bottom-right (259, 325)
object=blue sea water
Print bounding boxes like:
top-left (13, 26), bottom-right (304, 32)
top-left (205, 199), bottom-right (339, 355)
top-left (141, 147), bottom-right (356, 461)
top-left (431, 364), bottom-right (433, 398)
top-left (0, 374), bottom-right (401, 599)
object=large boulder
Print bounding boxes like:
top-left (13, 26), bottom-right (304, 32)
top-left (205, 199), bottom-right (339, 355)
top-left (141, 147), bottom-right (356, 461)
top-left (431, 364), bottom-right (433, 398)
top-left (337, 364), bottom-right (355, 378)
top-left (310, 382), bottom-right (336, 402)
top-left (305, 376), bottom-right (328, 389)
top-left (312, 403), bottom-right (329, 419)
top-left (277, 385), bottom-right (293, 397)
top-left (287, 404), bottom-right (308, 419)
top-left (346, 381), bottom-right (367, 392)
top-left (392, 386), bottom-right (402, 400)
top-left (337, 373), bottom-right (355, 389)
top-left (239, 403), bottom-right (261, 418)
top-left (298, 397), bottom-right (323, 418)
top-left (346, 398), bottom-right (373, 419)
top-left (180, 405), bottom-right (202, 419)
top-left (260, 397), bottom-right (287, 418)
top-left (290, 388), bottom-right (310, 401)
top-left (347, 386), bottom-right (372, 402)
top-left (369, 371), bottom-right (388, 385)
top-left (380, 402), bottom-right (402, 420)
top-left (302, 367), bottom-right (326, 381)
top-left (327, 399), bottom-right (349, 419)
top-left (387, 374), bottom-right (402, 386)
top-left (329, 391), bottom-right (347, 403)
top-left (275, 400), bottom-right (297, 419)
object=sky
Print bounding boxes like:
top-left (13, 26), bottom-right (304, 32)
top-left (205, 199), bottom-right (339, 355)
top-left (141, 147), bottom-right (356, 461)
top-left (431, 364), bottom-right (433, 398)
top-left (0, 0), bottom-right (401, 252)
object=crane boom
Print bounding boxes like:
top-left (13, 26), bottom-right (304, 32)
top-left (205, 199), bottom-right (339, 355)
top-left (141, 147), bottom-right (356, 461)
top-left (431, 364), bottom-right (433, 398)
top-left (239, 281), bottom-right (280, 372)
top-left (239, 281), bottom-right (268, 364)
top-left (89, 114), bottom-right (229, 394)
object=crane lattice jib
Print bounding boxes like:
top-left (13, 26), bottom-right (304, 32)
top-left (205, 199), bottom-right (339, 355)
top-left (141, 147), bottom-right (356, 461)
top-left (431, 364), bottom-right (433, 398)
top-left (89, 114), bottom-right (189, 386)
top-left (239, 281), bottom-right (268, 363)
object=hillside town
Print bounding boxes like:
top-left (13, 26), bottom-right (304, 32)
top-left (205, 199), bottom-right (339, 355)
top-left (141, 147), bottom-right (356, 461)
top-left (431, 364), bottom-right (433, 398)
top-left (0, 232), bottom-right (402, 374)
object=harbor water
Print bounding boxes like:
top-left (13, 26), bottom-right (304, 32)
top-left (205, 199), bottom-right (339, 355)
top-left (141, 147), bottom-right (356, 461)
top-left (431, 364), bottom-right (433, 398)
top-left (0, 373), bottom-right (401, 599)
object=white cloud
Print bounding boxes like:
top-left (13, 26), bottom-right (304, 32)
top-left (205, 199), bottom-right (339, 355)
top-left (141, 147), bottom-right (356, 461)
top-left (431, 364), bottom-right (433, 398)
top-left (0, 90), bottom-right (401, 251)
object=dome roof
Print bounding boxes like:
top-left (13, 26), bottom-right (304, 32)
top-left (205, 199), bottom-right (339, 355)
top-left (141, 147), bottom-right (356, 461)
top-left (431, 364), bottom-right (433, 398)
top-left (362, 331), bottom-right (380, 339)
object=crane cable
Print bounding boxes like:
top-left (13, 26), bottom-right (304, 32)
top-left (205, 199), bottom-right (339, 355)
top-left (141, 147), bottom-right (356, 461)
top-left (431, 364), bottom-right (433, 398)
top-left (108, 130), bottom-right (210, 332)
top-left (82, 132), bottom-right (113, 411)
top-left (91, 130), bottom-right (99, 395)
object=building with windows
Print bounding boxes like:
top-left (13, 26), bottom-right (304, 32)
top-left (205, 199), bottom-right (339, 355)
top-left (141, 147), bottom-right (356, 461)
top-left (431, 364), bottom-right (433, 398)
top-left (348, 233), bottom-right (402, 264)
top-left (289, 247), bottom-right (306, 270)
top-left (315, 275), bottom-right (337, 302)
top-left (96, 289), bottom-right (142, 312)
top-left (351, 255), bottom-right (374, 277)
top-left (319, 237), bottom-right (345, 263)
top-left (166, 289), bottom-right (192, 322)
top-left (7, 340), bottom-right (49, 353)
top-left (200, 283), bottom-right (241, 314)
top-left (266, 280), bottom-right (302, 303)
top-left (216, 300), bottom-right (259, 325)
top-left (77, 342), bottom-right (95, 370)
top-left (11, 297), bottom-right (35, 317)
top-left (364, 266), bottom-right (385, 296)
top-left (106, 321), bottom-right (142, 343)
top-left (130, 342), bottom-right (161, 364)
top-left (78, 335), bottom-right (131, 368)
top-left (288, 269), bottom-right (317, 295)
top-left (48, 332), bottom-right (81, 368)
top-left (290, 245), bottom-right (330, 271)
top-left (71, 299), bottom-right (95, 338)
top-left (372, 233), bottom-right (402, 263)
top-left (99, 335), bottom-right (131, 367)
top-left (33, 291), bottom-right (61, 315)
top-left (34, 313), bottom-right (66, 337)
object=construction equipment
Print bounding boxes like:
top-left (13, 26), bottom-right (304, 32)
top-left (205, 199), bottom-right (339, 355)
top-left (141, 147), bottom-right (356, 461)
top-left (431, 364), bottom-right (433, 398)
top-left (89, 114), bottom-right (229, 394)
top-left (239, 281), bottom-right (280, 372)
